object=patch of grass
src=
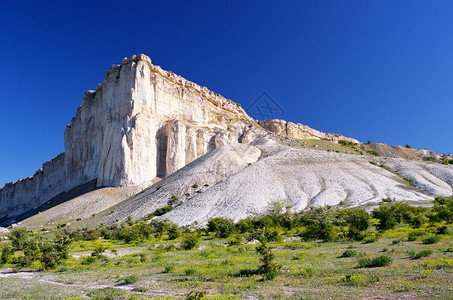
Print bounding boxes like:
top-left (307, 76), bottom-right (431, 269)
top-left (367, 150), bottom-right (380, 156)
top-left (119, 274), bottom-right (139, 284)
top-left (132, 287), bottom-right (148, 292)
top-left (402, 177), bottom-right (416, 187)
top-left (88, 287), bottom-right (127, 299)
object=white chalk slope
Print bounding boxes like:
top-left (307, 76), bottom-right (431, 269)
top-left (23, 138), bottom-right (453, 229)
top-left (84, 137), bottom-right (451, 227)
top-left (161, 140), bottom-right (453, 226)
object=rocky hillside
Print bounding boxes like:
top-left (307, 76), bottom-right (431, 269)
top-left (2, 54), bottom-right (452, 228)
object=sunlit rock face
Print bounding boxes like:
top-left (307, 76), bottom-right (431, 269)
top-left (259, 119), bottom-right (360, 144)
top-left (0, 54), bottom-right (258, 222)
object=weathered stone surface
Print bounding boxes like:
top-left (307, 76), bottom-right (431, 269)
top-left (0, 54), bottom-right (258, 223)
top-left (259, 119), bottom-right (360, 144)
top-left (0, 154), bottom-right (65, 223)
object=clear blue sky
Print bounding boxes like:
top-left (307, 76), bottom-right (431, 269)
top-left (1, 0), bottom-right (452, 186)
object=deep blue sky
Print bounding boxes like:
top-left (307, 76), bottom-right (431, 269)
top-left (1, 1), bottom-right (452, 186)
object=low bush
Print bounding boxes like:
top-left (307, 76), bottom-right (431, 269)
top-left (298, 266), bottom-right (316, 277)
top-left (436, 225), bottom-right (449, 235)
top-left (164, 264), bottom-right (174, 273)
top-left (180, 233), bottom-right (200, 250)
top-left (0, 244), bottom-right (14, 264)
top-left (340, 249), bottom-right (357, 258)
top-left (207, 217), bottom-right (236, 238)
top-left (423, 235), bottom-right (441, 244)
top-left (184, 268), bottom-right (196, 276)
top-left (408, 230), bottom-right (426, 241)
top-left (119, 275), bottom-right (139, 285)
top-left (367, 150), bottom-right (380, 156)
top-left (341, 274), bottom-right (367, 286)
top-left (358, 255), bottom-right (392, 268)
top-left (409, 249), bottom-right (433, 259)
top-left (227, 234), bottom-right (242, 246)
top-left (150, 206), bottom-right (173, 217)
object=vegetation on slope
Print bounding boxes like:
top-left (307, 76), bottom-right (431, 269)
top-left (0, 197), bottom-right (452, 299)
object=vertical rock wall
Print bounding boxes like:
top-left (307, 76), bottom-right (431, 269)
top-left (0, 54), bottom-right (257, 222)
top-left (0, 154), bottom-right (65, 222)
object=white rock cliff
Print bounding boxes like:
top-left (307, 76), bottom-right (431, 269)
top-left (0, 54), bottom-right (257, 222)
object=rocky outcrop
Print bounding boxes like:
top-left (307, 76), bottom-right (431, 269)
top-left (0, 54), bottom-right (260, 223)
top-left (259, 119), bottom-right (360, 144)
top-left (0, 154), bottom-right (65, 223)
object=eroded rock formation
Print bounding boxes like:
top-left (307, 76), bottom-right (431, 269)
top-left (0, 54), bottom-right (259, 223)
top-left (259, 119), bottom-right (360, 144)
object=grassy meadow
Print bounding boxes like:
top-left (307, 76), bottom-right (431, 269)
top-left (0, 199), bottom-right (452, 299)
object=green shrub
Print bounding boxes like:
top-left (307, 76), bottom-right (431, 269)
top-left (429, 197), bottom-right (453, 223)
top-left (264, 227), bottom-right (282, 242)
top-left (364, 233), bottom-right (380, 244)
top-left (423, 235), bottom-right (441, 244)
top-left (92, 244), bottom-right (107, 256)
top-left (39, 236), bottom-right (71, 270)
top-left (227, 234), bottom-right (243, 246)
top-left (186, 291), bottom-right (205, 300)
top-left (1, 244), bottom-right (14, 264)
top-left (132, 287), bottom-right (148, 292)
top-left (367, 150), bottom-right (380, 156)
top-left (402, 177), bottom-right (416, 187)
top-left (151, 206), bottom-right (174, 217)
top-left (81, 256), bottom-right (96, 265)
top-left (180, 233), bottom-right (200, 250)
top-left (8, 228), bottom-right (30, 250)
top-left (184, 268), bottom-right (196, 275)
top-left (408, 230), bottom-right (426, 241)
top-left (207, 217), bottom-right (236, 238)
top-left (164, 265), bottom-right (174, 273)
top-left (263, 270), bottom-right (279, 281)
top-left (299, 206), bottom-right (340, 242)
top-left (372, 200), bottom-right (412, 231)
top-left (409, 249), bottom-right (433, 259)
top-left (436, 225), bottom-right (449, 235)
top-left (340, 249), bottom-right (357, 258)
top-left (341, 274), bottom-right (367, 286)
top-left (341, 209), bottom-right (370, 241)
top-left (119, 275), bottom-right (139, 284)
top-left (167, 223), bottom-right (181, 240)
top-left (358, 255), bottom-right (392, 268)
top-left (255, 237), bottom-right (280, 279)
top-left (169, 195), bottom-right (178, 205)
top-left (239, 268), bottom-right (257, 277)
top-left (298, 266), bottom-right (316, 277)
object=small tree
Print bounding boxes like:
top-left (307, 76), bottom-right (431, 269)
top-left (299, 206), bottom-right (339, 242)
top-left (0, 244), bottom-right (14, 264)
top-left (180, 233), bottom-right (200, 250)
top-left (248, 229), bottom-right (280, 280)
top-left (207, 217), bottom-right (236, 238)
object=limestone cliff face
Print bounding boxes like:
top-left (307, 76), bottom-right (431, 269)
top-left (0, 154), bottom-right (65, 222)
top-left (0, 54), bottom-right (258, 222)
top-left (259, 119), bottom-right (360, 144)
